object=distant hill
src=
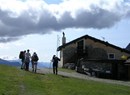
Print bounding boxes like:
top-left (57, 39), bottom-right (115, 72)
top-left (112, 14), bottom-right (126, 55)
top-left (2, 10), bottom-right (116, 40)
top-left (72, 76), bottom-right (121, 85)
top-left (0, 58), bottom-right (52, 68)
top-left (0, 58), bottom-right (21, 67)
top-left (37, 62), bottom-right (52, 68)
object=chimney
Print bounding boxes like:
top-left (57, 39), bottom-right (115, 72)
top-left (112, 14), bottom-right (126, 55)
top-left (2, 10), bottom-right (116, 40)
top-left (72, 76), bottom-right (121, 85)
top-left (62, 32), bottom-right (66, 45)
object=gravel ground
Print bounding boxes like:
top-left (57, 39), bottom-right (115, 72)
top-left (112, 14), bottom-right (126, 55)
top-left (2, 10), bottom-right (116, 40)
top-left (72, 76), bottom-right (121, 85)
top-left (37, 68), bottom-right (130, 87)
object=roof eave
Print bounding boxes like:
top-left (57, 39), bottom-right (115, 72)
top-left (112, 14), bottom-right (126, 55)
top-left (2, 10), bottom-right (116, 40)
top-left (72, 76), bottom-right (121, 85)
top-left (57, 35), bottom-right (130, 54)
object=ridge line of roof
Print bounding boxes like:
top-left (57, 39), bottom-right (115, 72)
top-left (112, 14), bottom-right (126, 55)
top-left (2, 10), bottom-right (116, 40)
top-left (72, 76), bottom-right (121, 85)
top-left (58, 35), bottom-right (130, 54)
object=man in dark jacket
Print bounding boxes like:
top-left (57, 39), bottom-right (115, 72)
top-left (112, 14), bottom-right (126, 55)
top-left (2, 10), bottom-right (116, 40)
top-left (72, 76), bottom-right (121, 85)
top-left (31, 52), bottom-right (39, 73)
top-left (52, 55), bottom-right (60, 75)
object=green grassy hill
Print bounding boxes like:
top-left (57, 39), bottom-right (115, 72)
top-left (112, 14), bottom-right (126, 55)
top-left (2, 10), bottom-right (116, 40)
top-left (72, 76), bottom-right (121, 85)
top-left (0, 64), bottom-right (130, 95)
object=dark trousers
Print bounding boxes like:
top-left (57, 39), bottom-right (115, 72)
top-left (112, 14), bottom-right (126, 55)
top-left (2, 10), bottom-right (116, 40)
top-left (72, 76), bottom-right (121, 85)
top-left (21, 59), bottom-right (25, 69)
top-left (21, 62), bottom-right (25, 69)
top-left (53, 65), bottom-right (58, 75)
top-left (25, 62), bottom-right (29, 71)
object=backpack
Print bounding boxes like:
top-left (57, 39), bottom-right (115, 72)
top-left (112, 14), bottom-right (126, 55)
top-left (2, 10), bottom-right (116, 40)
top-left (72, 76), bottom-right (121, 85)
top-left (19, 51), bottom-right (24, 59)
top-left (34, 55), bottom-right (39, 61)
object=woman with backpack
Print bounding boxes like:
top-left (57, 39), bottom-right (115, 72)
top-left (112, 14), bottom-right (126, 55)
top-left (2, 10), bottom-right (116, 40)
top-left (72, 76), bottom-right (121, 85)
top-left (31, 52), bottom-right (39, 73)
top-left (19, 50), bottom-right (26, 69)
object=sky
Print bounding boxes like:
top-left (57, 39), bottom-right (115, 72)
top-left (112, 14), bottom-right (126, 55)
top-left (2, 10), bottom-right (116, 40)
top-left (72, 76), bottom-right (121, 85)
top-left (0, 0), bottom-right (130, 62)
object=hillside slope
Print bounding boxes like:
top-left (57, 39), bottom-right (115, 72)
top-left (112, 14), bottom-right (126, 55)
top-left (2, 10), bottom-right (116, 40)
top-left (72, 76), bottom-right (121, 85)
top-left (0, 65), bottom-right (130, 95)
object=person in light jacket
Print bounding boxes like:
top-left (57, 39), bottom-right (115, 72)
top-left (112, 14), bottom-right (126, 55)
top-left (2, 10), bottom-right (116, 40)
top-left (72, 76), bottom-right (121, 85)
top-left (25, 49), bottom-right (31, 71)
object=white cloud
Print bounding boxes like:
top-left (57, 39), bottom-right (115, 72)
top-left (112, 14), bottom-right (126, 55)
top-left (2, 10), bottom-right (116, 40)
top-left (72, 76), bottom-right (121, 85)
top-left (0, 43), bottom-right (10, 49)
top-left (0, 0), bottom-right (130, 42)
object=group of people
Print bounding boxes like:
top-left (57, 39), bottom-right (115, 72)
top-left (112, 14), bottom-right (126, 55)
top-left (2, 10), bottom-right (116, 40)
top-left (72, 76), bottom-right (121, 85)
top-left (19, 50), bottom-right (60, 74)
top-left (19, 49), bottom-right (39, 73)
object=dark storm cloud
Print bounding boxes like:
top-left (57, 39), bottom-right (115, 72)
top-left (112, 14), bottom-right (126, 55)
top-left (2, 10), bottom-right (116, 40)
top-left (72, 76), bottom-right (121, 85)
top-left (0, 0), bottom-right (130, 43)
top-left (58, 8), bottom-right (121, 29)
top-left (37, 10), bottom-right (59, 31)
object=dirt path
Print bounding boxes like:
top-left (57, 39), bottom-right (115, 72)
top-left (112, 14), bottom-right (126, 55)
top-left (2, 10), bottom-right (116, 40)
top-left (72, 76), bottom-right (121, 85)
top-left (37, 68), bottom-right (130, 87)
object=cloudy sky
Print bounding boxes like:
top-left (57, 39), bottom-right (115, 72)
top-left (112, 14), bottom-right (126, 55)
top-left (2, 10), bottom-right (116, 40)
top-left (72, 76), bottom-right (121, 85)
top-left (0, 0), bottom-right (130, 62)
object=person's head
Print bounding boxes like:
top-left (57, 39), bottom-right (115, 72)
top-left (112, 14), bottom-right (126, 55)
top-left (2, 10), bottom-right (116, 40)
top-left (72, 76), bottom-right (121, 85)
top-left (27, 49), bottom-right (30, 52)
top-left (33, 52), bottom-right (37, 55)
top-left (53, 55), bottom-right (56, 58)
top-left (24, 50), bottom-right (26, 53)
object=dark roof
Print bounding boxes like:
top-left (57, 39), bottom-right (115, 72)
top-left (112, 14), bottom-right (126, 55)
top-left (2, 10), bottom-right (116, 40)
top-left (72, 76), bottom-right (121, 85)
top-left (126, 43), bottom-right (130, 52)
top-left (58, 35), bottom-right (130, 54)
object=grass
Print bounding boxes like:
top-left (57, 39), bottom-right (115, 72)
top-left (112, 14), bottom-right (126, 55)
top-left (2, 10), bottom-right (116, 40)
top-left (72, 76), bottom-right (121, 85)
top-left (0, 64), bottom-right (130, 95)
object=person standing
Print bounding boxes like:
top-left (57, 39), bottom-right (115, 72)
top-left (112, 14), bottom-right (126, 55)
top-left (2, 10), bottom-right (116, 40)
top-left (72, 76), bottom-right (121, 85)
top-left (31, 52), bottom-right (39, 73)
top-left (19, 50), bottom-right (26, 69)
top-left (52, 55), bottom-right (60, 75)
top-left (25, 49), bottom-right (31, 71)
top-left (31, 55), bottom-right (34, 71)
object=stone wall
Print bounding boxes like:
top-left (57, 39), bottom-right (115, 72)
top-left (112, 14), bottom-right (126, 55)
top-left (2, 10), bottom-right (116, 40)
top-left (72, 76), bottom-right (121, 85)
top-left (81, 61), bottom-right (112, 71)
top-left (128, 66), bottom-right (130, 79)
top-left (63, 46), bottom-right (77, 63)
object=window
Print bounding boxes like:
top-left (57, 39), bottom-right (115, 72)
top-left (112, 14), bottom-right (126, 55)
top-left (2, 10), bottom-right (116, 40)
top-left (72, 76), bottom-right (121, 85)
top-left (108, 53), bottom-right (115, 59)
